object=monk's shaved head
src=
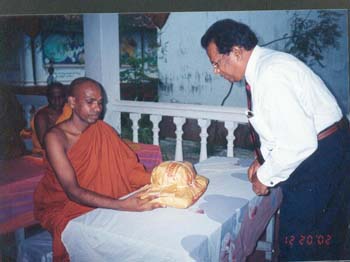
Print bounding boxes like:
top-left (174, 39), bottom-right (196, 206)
top-left (68, 77), bottom-right (103, 98)
top-left (47, 82), bottom-right (65, 97)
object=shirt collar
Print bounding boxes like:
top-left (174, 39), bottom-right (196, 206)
top-left (245, 45), bottom-right (262, 87)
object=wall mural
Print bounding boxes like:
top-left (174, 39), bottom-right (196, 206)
top-left (40, 15), bottom-right (84, 66)
top-left (42, 32), bottom-right (84, 65)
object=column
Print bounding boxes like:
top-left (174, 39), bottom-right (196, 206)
top-left (22, 34), bottom-right (34, 86)
top-left (83, 14), bottom-right (120, 131)
top-left (34, 34), bottom-right (47, 86)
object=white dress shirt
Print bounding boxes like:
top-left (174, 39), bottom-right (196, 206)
top-left (245, 45), bottom-right (342, 187)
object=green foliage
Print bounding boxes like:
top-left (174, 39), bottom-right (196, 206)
top-left (120, 113), bottom-right (154, 144)
top-left (137, 115), bottom-right (153, 144)
top-left (120, 55), bottom-right (157, 84)
top-left (120, 112), bottom-right (132, 140)
top-left (285, 10), bottom-right (342, 67)
top-left (263, 10), bottom-right (343, 67)
top-left (119, 14), bottom-right (158, 84)
top-left (119, 29), bottom-right (158, 84)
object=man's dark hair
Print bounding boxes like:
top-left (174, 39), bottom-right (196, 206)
top-left (201, 19), bottom-right (258, 54)
top-left (68, 77), bottom-right (103, 97)
top-left (46, 82), bottom-right (65, 97)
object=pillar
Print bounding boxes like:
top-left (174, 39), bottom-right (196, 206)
top-left (83, 13), bottom-right (121, 131)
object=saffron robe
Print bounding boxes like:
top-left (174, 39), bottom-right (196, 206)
top-left (31, 103), bottom-right (72, 154)
top-left (34, 120), bottom-right (151, 261)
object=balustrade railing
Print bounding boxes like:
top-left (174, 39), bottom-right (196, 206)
top-left (20, 98), bottom-right (350, 162)
top-left (111, 100), bottom-right (248, 161)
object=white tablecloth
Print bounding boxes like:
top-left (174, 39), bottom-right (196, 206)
top-left (62, 157), bottom-right (282, 261)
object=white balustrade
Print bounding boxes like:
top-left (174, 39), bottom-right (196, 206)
top-left (112, 100), bottom-right (248, 161)
top-left (129, 113), bottom-right (141, 143)
top-left (173, 117), bottom-right (186, 161)
top-left (150, 115), bottom-right (162, 146)
top-left (198, 119), bottom-right (210, 161)
top-left (19, 99), bottom-right (248, 162)
top-left (225, 121), bottom-right (238, 158)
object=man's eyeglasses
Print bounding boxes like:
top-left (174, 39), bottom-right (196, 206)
top-left (212, 54), bottom-right (225, 70)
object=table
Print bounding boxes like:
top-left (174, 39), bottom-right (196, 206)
top-left (62, 157), bottom-right (282, 261)
top-left (0, 155), bottom-right (45, 234)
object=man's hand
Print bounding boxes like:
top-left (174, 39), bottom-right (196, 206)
top-left (248, 159), bottom-right (260, 182)
top-left (250, 172), bottom-right (270, 196)
top-left (248, 159), bottom-right (269, 196)
top-left (119, 187), bottom-right (165, 211)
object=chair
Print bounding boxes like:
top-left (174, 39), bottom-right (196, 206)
top-left (17, 230), bottom-right (52, 262)
top-left (256, 211), bottom-right (278, 261)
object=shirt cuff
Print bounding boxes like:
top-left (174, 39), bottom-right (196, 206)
top-left (256, 160), bottom-right (289, 187)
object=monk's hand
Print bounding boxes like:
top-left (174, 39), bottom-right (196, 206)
top-left (248, 159), bottom-right (261, 182)
top-left (120, 187), bottom-right (165, 211)
top-left (251, 172), bottom-right (269, 196)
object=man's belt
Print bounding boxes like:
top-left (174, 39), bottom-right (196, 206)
top-left (317, 116), bottom-right (349, 141)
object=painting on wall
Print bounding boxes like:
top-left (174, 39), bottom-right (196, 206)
top-left (40, 15), bottom-right (84, 66)
top-left (42, 32), bottom-right (84, 66)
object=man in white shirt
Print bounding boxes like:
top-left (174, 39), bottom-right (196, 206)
top-left (201, 19), bottom-right (350, 261)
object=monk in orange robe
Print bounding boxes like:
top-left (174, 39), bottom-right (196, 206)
top-left (31, 82), bottom-right (71, 154)
top-left (34, 77), bottom-right (162, 261)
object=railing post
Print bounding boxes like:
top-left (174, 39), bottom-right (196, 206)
top-left (173, 117), bottom-right (185, 161)
top-left (224, 121), bottom-right (237, 157)
top-left (150, 115), bottom-right (162, 146)
top-left (130, 113), bottom-right (141, 143)
top-left (198, 119), bottom-right (210, 161)
top-left (23, 104), bottom-right (33, 128)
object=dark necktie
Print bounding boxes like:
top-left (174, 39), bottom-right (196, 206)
top-left (245, 82), bottom-right (265, 165)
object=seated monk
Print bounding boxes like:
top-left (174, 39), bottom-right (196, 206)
top-left (34, 77), bottom-right (163, 261)
top-left (31, 82), bottom-right (72, 154)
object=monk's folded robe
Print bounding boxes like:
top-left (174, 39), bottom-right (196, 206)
top-left (141, 161), bottom-right (208, 208)
top-left (31, 103), bottom-right (72, 154)
top-left (55, 102), bottom-right (73, 124)
top-left (34, 120), bottom-right (151, 261)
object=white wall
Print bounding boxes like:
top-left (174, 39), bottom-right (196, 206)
top-left (157, 10), bottom-right (349, 114)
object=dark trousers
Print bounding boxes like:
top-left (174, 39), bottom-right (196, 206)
top-left (278, 127), bottom-right (350, 261)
